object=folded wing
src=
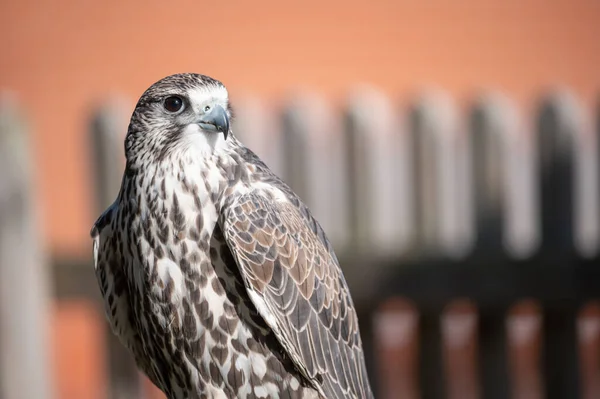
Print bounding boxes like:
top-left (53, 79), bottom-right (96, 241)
top-left (219, 191), bottom-right (373, 399)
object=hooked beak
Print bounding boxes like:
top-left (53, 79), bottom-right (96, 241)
top-left (197, 105), bottom-right (230, 140)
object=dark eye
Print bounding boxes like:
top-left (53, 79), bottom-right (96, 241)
top-left (164, 96), bottom-right (184, 113)
top-left (204, 105), bottom-right (211, 112)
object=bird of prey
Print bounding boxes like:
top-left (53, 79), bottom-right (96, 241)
top-left (91, 73), bottom-right (374, 399)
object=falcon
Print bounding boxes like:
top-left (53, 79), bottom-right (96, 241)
top-left (91, 73), bottom-right (374, 399)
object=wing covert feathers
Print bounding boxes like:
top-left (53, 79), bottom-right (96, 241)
top-left (220, 191), bottom-right (373, 399)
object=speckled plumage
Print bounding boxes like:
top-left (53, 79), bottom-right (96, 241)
top-left (91, 73), bottom-right (374, 399)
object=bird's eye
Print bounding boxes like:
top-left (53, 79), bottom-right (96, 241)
top-left (204, 105), bottom-right (211, 112)
top-left (164, 96), bottom-right (184, 113)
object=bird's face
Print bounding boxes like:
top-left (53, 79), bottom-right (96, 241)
top-left (125, 73), bottom-right (233, 163)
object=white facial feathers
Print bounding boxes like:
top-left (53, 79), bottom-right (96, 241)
top-left (187, 85), bottom-right (229, 115)
top-left (180, 86), bottom-right (230, 157)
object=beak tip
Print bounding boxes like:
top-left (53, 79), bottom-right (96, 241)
top-left (221, 115), bottom-right (230, 140)
top-left (198, 104), bottom-right (230, 139)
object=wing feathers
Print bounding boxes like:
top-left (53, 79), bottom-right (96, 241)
top-left (220, 190), bottom-right (373, 398)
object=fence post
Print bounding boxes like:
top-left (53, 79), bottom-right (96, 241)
top-left (535, 91), bottom-right (582, 256)
top-left (0, 93), bottom-right (53, 399)
top-left (534, 92), bottom-right (589, 399)
top-left (409, 92), bottom-right (473, 258)
top-left (441, 299), bottom-right (480, 399)
top-left (280, 93), bottom-right (350, 253)
top-left (89, 100), bottom-right (129, 211)
top-left (373, 298), bottom-right (420, 399)
top-left (506, 300), bottom-right (544, 399)
top-left (232, 96), bottom-right (285, 179)
top-left (468, 95), bottom-right (506, 253)
top-left (577, 301), bottom-right (600, 399)
top-left (344, 87), bottom-right (413, 257)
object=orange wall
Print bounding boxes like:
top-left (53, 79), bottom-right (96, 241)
top-left (52, 302), bottom-right (107, 399)
top-left (1, 0), bottom-right (599, 256)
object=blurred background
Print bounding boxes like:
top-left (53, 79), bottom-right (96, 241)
top-left (1, 1), bottom-right (600, 398)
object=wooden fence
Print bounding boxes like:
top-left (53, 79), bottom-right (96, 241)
top-left (0, 93), bottom-right (53, 399)
top-left (1, 86), bottom-right (598, 398)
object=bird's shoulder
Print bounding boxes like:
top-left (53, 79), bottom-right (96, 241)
top-left (91, 202), bottom-right (119, 268)
top-left (232, 146), bottom-right (326, 237)
top-left (91, 203), bottom-right (115, 237)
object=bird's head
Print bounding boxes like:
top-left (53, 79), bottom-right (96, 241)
top-left (125, 73), bottom-right (234, 164)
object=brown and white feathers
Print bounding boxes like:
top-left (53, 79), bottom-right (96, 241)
top-left (91, 73), bottom-right (374, 399)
